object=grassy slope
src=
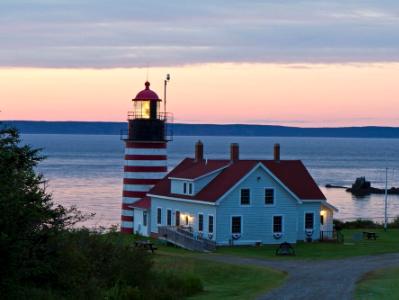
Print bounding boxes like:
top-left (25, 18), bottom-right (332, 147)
top-left (217, 229), bottom-right (399, 260)
top-left (155, 251), bottom-right (286, 300)
top-left (105, 234), bottom-right (286, 299)
top-left (355, 267), bottom-right (399, 300)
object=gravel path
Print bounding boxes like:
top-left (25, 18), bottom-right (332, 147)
top-left (204, 253), bottom-right (399, 300)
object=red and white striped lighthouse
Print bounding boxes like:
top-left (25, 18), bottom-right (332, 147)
top-left (121, 81), bottom-right (169, 233)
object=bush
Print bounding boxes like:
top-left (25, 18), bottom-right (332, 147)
top-left (389, 216), bottom-right (399, 229)
top-left (334, 217), bottom-right (399, 230)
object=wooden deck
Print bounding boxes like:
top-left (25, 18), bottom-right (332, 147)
top-left (158, 226), bottom-right (216, 252)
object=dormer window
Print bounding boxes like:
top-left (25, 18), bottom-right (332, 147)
top-left (182, 181), bottom-right (194, 195)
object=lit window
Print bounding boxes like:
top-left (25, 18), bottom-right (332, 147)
top-left (231, 216), bottom-right (242, 234)
top-left (273, 216), bottom-right (282, 233)
top-left (135, 101), bottom-right (151, 119)
top-left (305, 213), bottom-right (314, 229)
top-left (265, 188), bottom-right (274, 205)
top-left (240, 189), bottom-right (250, 205)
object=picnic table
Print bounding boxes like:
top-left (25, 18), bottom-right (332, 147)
top-left (134, 240), bottom-right (158, 253)
top-left (362, 231), bottom-right (378, 240)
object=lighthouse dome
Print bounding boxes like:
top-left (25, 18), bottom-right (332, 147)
top-left (133, 81), bottom-right (161, 101)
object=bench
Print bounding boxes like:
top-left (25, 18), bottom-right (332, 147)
top-left (362, 231), bottom-right (378, 240)
top-left (134, 240), bottom-right (158, 253)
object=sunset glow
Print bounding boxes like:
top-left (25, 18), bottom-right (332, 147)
top-left (1, 63), bottom-right (399, 127)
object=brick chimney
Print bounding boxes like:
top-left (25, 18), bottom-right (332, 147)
top-left (274, 143), bottom-right (280, 162)
top-left (230, 143), bottom-right (239, 162)
top-left (195, 140), bottom-right (204, 162)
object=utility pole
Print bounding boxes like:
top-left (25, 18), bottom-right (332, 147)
top-left (164, 74), bottom-right (170, 115)
top-left (384, 167), bottom-right (388, 232)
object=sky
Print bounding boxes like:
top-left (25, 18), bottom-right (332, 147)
top-left (1, 0), bottom-right (399, 126)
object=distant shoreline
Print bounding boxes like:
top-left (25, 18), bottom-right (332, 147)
top-left (3, 120), bottom-right (399, 139)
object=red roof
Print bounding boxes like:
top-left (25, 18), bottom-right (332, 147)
top-left (131, 197), bottom-right (151, 209)
top-left (171, 160), bottom-right (230, 179)
top-left (148, 158), bottom-right (326, 202)
top-left (133, 81), bottom-right (160, 101)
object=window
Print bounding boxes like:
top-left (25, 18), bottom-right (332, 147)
top-left (167, 209), bottom-right (172, 226)
top-left (157, 208), bottom-right (162, 225)
top-left (143, 211), bottom-right (147, 226)
top-left (231, 216), bottom-right (242, 234)
top-left (189, 183), bottom-right (193, 195)
top-left (198, 214), bottom-right (204, 232)
top-left (175, 211), bottom-right (180, 226)
top-left (273, 216), bottom-right (283, 233)
top-left (208, 215), bottom-right (214, 233)
top-left (305, 213), bottom-right (314, 229)
top-left (265, 188), bottom-right (274, 205)
top-left (240, 189), bottom-right (250, 205)
top-left (183, 182), bottom-right (187, 194)
top-left (320, 214), bottom-right (324, 225)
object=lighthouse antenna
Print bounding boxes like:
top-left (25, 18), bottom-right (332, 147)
top-left (164, 73), bottom-right (170, 115)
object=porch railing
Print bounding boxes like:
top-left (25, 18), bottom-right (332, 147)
top-left (158, 226), bottom-right (216, 252)
top-left (320, 230), bottom-right (344, 243)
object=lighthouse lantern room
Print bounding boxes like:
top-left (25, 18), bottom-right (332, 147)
top-left (121, 81), bottom-right (169, 234)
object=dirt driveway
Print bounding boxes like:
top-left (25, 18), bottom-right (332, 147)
top-left (205, 253), bottom-right (399, 300)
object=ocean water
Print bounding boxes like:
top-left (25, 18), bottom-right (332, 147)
top-left (21, 134), bottom-right (399, 228)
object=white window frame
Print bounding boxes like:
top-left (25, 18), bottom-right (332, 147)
top-left (239, 188), bottom-right (251, 206)
top-left (304, 212), bottom-right (315, 230)
top-left (175, 210), bottom-right (181, 226)
top-left (208, 214), bottom-right (214, 234)
top-left (156, 207), bottom-right (162, 225)
top-left (264, 187), bottom-right (275, 206)
top-left (272, 215), bottom-right (284, 234)
top-left (198, 212), bottom-right (204, 232)
top-left (166, 208), bottom-right (172, 226)
top-left (231, 215), bottom-right (243, 234)
top-left (189, 182), bottom-right (193, 195)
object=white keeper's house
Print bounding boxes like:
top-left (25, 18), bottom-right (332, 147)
top-left (131, 142), bottom-right (337, 246)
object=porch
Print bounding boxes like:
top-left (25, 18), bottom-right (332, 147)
top-left (158, 226), bottom-right (216, 252)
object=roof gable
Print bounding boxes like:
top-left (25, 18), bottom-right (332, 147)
top-left (148, 158), bottom-right (326, 203)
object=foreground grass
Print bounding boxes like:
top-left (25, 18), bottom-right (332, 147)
top-left (355, 267), bottom-right (399, 300)
top-left (105, 233), bottom-right (286, 299)
top-left (217, 229), bottom-right (399, 260)
top-left (154, 252), bottom-right (286, 300)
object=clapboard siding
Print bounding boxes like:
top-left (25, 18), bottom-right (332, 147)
top-left (216, 166), bottom-right (300, 245)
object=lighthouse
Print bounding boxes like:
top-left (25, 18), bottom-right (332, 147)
top-left (121, 81), bottom-right (169, 233)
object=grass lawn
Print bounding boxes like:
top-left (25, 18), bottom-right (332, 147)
top-left (154, 251), bottom-right (286, 300)
top-left (216, 229), bottom-right (399, 260)
top-left (105, 233), bottom-right (286, 299)
top-left (355, 267), bottom-right (399, 300)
